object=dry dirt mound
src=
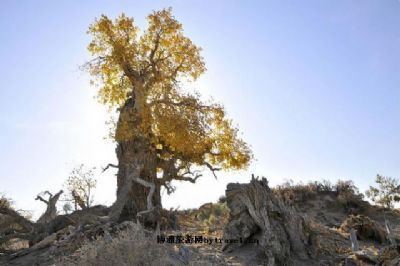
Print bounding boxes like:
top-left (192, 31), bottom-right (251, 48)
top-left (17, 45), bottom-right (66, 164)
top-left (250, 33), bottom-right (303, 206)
top-left (222, 177), bottom-right (400, 266)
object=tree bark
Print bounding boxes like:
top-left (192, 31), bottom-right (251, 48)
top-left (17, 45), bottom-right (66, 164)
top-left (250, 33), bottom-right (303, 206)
top-left (349, 228), bottom-right (359, 251)
top-left (113, 98), bottom-right (161, 226)
top-left (36, 190), bottom-right (63, 224)
top-left (222, 177), bottom-right (312, 265)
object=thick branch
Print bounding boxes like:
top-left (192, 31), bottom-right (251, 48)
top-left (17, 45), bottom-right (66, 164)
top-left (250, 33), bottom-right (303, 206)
top-left (0, 207), bottom-right (34, 232)
top-left (0, 232), bottom-right (32, 245)
top-left (122, 63), bottom-right (141, 83)
top-left (35, 195), bottom-right (48, 204)
top-left (149, 29), bottom-right (163, 66)
top-left (44, 191), bottom-right (53, 197)
top-left (51, 190), bottom-right (64, 203)
top-left (169, 59), bottom-right (185, 81)
top-left (157, 158), bottom-right (185, 184)
top-left (174, 174), bottom-right (202, 183)
top-left (176, 169), bottom-right (202, 183)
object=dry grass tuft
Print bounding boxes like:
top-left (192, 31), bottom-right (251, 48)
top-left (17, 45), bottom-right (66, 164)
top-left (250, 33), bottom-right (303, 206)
top-left (59, 222), bottom-right (174, 266)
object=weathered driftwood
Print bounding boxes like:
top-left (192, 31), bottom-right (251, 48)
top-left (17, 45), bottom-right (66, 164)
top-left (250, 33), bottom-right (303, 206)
top-left (0, 190), bottom-right (64, 248)
top-left (349, 228), bottom-right (359, 251)
top-left (0, 201), bottom-right (109, 251)
top-left (354, 248), bottom-right (379, 264)
top-left (384, 218), bottom-right (397, 247)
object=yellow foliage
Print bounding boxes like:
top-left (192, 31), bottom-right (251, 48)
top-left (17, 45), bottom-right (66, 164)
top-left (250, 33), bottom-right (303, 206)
top-left (86, 8), bottom-right (252, 172)
top-left (65, 164), bottom-right (97, 209)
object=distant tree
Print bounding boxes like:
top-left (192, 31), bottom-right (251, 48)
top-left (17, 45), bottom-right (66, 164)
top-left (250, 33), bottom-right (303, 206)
top-left (86, 8), bottom-right (252, 224)
top-left (62, 202), bottom-right (73, 214)
top-left (365, 174), bottom-right (400, 209)
top-left (65, 164), bottom-right (97, 210)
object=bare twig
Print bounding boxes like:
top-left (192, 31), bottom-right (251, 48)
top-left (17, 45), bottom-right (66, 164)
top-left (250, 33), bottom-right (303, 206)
top-left (102, 163), bottom-right (119, 173)
top-left (204, 162), bottom-right (221, 179)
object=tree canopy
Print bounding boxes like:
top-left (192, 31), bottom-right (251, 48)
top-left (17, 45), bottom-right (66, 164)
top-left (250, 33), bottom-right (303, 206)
top-left (86, 8), bottom-right (252, 189)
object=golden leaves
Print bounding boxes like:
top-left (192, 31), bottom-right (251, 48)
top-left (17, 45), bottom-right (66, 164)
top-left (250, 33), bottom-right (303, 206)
top-left (86, 8), bottom-right (252, 172)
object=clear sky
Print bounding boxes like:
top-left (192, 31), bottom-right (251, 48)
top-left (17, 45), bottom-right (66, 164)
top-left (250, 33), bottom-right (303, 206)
top-left (0, 0), bottom-right (399, 220)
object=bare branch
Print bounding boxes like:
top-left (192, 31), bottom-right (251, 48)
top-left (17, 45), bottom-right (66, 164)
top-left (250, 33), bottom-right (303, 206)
top-left (102, 163), bottom-right (119, 173)
top-left (149, 29), bottom-right (163, 65)
top-left (162, 182), bottom-right (176, 195)
top-left (35, 195), bottom-right (48, 204)
top-left (204, 162), bottom-right (221, 179)
top-left (174, 173), bottom-right (202, 183)
top-left (0, 232), bottom-right (32, 245)
top-left (80, 56), bottom-right (107, 71)
top-left (43, 191), bottom-right (53, 197)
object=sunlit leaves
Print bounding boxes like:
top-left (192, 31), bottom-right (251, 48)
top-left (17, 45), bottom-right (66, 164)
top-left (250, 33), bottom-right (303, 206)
top-left (86, 8), bottom-right (252, 173)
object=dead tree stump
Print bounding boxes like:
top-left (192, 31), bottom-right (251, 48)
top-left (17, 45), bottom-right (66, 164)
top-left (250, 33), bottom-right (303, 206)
top-left (222, 177), bottom-right (312, 265)
top-left (35, 190), bottom-right (63, 224)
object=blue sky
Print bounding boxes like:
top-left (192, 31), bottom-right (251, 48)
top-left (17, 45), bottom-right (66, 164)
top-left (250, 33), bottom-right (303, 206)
top-left (0, 0), bottom-right (399, 219)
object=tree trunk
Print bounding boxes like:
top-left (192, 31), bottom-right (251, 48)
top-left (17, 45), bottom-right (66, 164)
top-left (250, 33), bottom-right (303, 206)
top-left (113, 98), bottom-right (162, 226)
top-left (36, 190), bottom-right (63, 224)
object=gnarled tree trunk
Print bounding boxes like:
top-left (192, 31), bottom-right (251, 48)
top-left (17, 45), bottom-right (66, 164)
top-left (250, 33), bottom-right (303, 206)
top-left (222, 177), bottom-right (312, 265)
top-left (111, 98), bottom-right (162, 227)
top-left (36, 190), bottom-right (63, 224)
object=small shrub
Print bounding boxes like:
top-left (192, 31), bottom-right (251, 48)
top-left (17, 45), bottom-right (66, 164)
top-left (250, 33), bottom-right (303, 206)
top-left (207, 214), bottom-right (217, 226)
top-left (320, 179), bottom-right (333, 192)
top-left (274, 180), bottom-right (320, 203)
top-left (197, 210), bottom-right (208, 221)
top-left (0, 194), bottom-right (12, 209)
top-left (274, 179), bottom-right (364, 208)
top-left (365, 174), bottom-right (400, 209)
top-left (215, 202), bottom-right (229, 216)
top-left (334, 180), bottom-right (364, 210)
